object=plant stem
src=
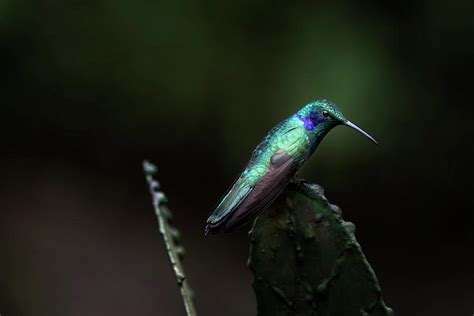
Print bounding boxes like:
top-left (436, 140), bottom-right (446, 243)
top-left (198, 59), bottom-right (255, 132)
top-left (143, 160), bottom-right (197, 316)
top-left (249, 179), bottom-right (393, 316)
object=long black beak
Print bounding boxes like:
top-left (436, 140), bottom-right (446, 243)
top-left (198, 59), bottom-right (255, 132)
top-left (344, 121), bottom-right (379, 146)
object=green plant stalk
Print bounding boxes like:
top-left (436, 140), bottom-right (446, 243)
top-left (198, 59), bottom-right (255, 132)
top-left (249, 178), bottom-right (393, 316)
top-left (143, 161), bottom-right (197, 316)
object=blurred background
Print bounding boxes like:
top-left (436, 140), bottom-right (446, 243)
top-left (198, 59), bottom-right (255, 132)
top-left (0, 0), bottom-right (473, 315)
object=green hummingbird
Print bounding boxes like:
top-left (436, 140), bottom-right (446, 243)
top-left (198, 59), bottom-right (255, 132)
top-left (205, 99), bottom-right (378, 235)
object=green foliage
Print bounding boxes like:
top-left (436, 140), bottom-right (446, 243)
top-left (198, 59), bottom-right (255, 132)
top-left (249, 180), bottom-right (393, 316)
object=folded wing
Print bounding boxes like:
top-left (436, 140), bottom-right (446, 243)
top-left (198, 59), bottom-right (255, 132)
top-left (205, 149), bottom-right (298, 234)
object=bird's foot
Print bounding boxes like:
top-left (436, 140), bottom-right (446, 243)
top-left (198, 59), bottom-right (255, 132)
top-left (290, 173), bottom-right (306, 186)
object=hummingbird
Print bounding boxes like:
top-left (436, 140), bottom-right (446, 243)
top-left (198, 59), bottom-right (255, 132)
top-left (205, 99), bottom-right (378, 235)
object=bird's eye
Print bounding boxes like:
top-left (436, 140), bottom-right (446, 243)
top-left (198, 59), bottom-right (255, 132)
top-left (322, 110), bottom-right (330, 118)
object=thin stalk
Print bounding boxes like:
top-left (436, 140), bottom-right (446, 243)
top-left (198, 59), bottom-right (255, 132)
top-left (143, 160), bottom-right (197, 316)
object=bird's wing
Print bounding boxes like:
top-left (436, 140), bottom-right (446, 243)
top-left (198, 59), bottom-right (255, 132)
top-left (206, 149), bottom-right (298, 234)
top-left (206, 176), bottom-right (253, 226)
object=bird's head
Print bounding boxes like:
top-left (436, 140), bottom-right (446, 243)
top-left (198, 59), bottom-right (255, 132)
top-left (297, 99), bottom-right (378, 145)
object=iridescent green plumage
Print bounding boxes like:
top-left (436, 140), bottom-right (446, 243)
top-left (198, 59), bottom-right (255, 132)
top-left (205, 99), bottom-right (377, 234)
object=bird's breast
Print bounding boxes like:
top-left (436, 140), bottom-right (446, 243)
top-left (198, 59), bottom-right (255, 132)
top-left (278, 127), bottom-right (310, 158)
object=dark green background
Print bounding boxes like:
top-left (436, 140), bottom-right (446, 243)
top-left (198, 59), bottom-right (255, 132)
top-left (0, 0), bottom-right (472, 315)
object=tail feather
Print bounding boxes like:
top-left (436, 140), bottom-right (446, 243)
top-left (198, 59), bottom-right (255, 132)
top-left (206, 179), bottom-right (253, 234)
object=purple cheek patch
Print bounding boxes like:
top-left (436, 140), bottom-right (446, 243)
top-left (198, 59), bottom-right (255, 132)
top-left (296, 113), bottom-right (316, 131)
